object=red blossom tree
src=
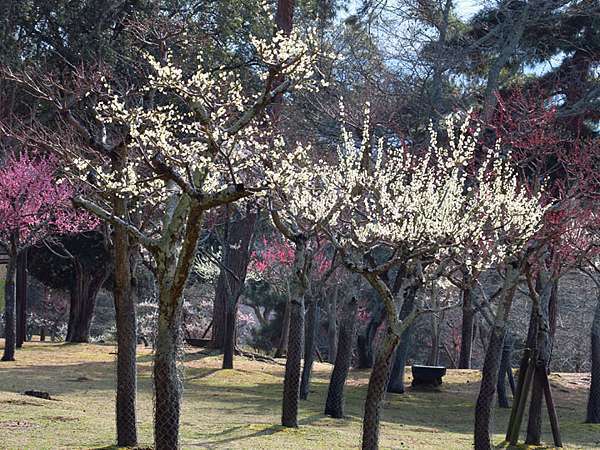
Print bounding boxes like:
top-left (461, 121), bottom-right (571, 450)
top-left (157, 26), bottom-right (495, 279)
top-left (472, 87), bottom-right (600, 445)
top-left (0, 152), bottom-right (96, 361)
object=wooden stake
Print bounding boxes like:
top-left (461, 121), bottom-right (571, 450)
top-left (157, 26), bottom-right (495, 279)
top-left (541, 368), bottom-right (563, 448)
top-left (508, 351), bottom-right (536, 445)
top-left (505, 348), bottom-right (530, 442)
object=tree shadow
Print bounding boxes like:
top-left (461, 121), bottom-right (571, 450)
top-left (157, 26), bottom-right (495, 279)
top-left (190, 413), bottom-right (325, 447)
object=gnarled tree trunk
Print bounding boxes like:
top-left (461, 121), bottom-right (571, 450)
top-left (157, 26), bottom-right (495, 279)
top-left (325, 296), bottom-right (358, 418)
top-left (67, 258), bottom-right (109, 343)
top-left (154, 287), bottom-right (184, 450)
top-left (357, 304), bottom-right (384, 369)
top-left (361, 272), bottom-right (417, 450)
top-left (525, 273), bottom-right (557, 445)
top-left (153, 202), bottom-right (203, 450)
top-left (363, 328), bottom-right (399, 450)
top-left (474, 263), bottom-right (519, 450)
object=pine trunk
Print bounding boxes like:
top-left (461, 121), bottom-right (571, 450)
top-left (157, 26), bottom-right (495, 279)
top-left (357, 305), bottom-right (384, 369)
top-left (210, 278), bottom-right (227, 350)
top-left (325, 296), bottom-right (358, 418)
top-left (67, 259), bottom-right (109, 343)
top-left (219, 209), bottom-right (257, 368)
top-left (275, 292), bottom-right (291, 358)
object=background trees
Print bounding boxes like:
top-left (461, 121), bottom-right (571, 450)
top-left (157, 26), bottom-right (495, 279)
top-left (0, 153), bottom-right (96, 361)
top-left (0, 1), bottom-right (598, 449)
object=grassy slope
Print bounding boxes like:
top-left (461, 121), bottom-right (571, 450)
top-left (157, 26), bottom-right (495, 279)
top-left (0, 341), bottom-right (598, 450)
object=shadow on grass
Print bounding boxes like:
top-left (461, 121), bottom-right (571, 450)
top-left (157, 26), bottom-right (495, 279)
top-left (191, 412), bottom-right (325, 447)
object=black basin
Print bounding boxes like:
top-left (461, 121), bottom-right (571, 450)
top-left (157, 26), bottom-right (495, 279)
top-left (411, 365), bottom-right (447, 389)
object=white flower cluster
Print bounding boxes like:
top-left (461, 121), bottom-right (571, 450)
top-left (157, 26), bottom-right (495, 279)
top-left (269, 106), bottom-right (546, 271)
top-left (68, 29), bottom-right (323, 210)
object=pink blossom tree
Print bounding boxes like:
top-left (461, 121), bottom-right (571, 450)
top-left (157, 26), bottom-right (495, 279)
top-left (0, 152), bottom-right (96, 361)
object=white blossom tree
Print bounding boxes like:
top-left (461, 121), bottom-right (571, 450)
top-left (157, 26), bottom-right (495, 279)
top-left (10, 24), bottom-right (323, 450)
top-left (272, 105), bottom-right (546, 449)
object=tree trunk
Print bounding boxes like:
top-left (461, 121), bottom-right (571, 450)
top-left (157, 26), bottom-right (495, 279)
top-left (210, 277), bottom-right (227, 350)
top-left (427, 313), bottom-right (441, 366)
top-left (474, 263), bottom-right (519, 450)
top-left (325, 296), bottom-right (358, 418)
top-left (357, 304), bottom-right (384, 369)
top-left (222, 304), bottom-right (237, 369)
top-left (483, 3), bottom-right (531, 120)
top-left (154, 289), bottom-right (183, 450)
top-left (113, 199), bottom-right (138, 447)
top-left (275, 291), bottom-right (291, 358)
top-left (67, 259), bottom-right (109, 343)
top-left (360, 271), bottom-right (417, 450)
top-left (300, 294), bottom-right (319, 400)
top-left (526, 274), bottom-right (556, 445)
top-left (587, 291), bottom-right (600, 423)
top-left (362, 329), bottom-right (399, 450)
top-left (387, 286), bottom-right (418, 394)
top-left (459, 286), bottom-right (475, 369)
top-left (497, 332), bottom-right (515, 408)
top-left (1, 243), bottom-right (18, 362)
top-left (281, 240), bottom-right (306, 427)
top-left (15, 249), bottom-right (27, 348)
top-left (327, 285), bottom-right (338, 363)
top-left (151, 199), bottom-right (203, 450)
top-left (219, 208), bottom-right (257, 368)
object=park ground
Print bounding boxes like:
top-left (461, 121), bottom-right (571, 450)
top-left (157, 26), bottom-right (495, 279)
top-left (0, 340), bottom-right (599, 449)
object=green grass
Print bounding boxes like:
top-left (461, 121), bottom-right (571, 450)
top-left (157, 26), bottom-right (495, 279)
top-left (0, 340), bottom-right (598, 449)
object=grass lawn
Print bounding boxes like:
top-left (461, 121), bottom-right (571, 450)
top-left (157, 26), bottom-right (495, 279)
top-left (0, 340), bottom-right (598, 449)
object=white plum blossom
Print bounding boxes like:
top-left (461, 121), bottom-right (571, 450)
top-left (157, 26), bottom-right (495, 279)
top-left (66, 29), bottom-right (324, 214)
top-left (269, 106), bottom-right (546, 272)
